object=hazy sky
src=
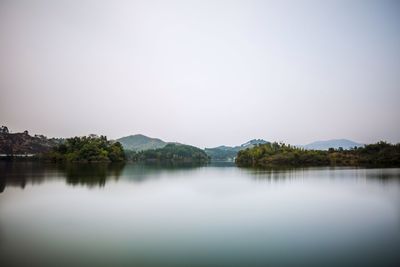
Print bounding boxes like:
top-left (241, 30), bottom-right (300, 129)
top-left (1, 0), bottom-right (399, 148)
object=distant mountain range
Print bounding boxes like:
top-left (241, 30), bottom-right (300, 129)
top-left (116, 135), bottom-right (365, 160)
top-left (117, 134), bottom-right (168, 151)
top-left (300, 139), bottom-right (364, 150)
top-left (116, 135), bottom-right (269, 161)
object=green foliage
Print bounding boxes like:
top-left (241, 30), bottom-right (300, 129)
top-left (45, 136), bottom-right (125, 163)
top-left (236, 141), bottom-right (400, 168)
top-left (136, 143), bottom-right (210, 163)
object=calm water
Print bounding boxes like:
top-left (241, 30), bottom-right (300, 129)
top-left (1, 162), bottom-right (399, 267)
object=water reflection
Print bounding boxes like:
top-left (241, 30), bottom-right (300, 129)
top-left (364, 168), bottom-right (400, 181)
top-left (0, 162), bottom-right (126, 190)
top-left (1, 162), bottom-right (400, 193)
top-left (1, 163), bottom-right (400, 267)
top-left (62, 163), bottom-right (125, 187)
top-left (120, 162), bottom-right (205, 183)
top-left (0, 162), bottom-right (206, 191)
top-left (240, 166), bottom-right (400, 183)
top-left (0, 161), bottom-right (57, 191)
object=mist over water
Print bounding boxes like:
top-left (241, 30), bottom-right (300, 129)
top-left (1, 162), bottom-right (399, 267)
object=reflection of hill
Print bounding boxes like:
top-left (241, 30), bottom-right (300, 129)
top-left (1, 163), bottom-right (399, 193)
top-left (0, 162), bottom-right (58, 191)
top-left (0, 175), bottom-right (5, 193)
top-left (240, 167), bottom-right (307, 181)
top-left (0, 162), bottom-right (125, 191)
top-left (0, 162), bottom-right (203, 191)
top-left (365, 168), bottom-right (400, 182)
top-left (242, 167), bottom-right (400, 183)
top-left (60, 163), bottom-right (125, 187)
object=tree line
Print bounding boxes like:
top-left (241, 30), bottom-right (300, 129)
top-left (235, 141), bottom-right (400, 168)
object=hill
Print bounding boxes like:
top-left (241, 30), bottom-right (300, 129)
top-left (205, 139), bottom-right (269, 161)
top-left (0, 127), bottom-right (59, 156)
top-left (302, 139), bottom-right (364, 150)
top-left (236, 141), bottom-right (400, 168)
top-left (117, 134), bottom-right (167, 151)
top-left (135, 143), bottom-right (209, 163)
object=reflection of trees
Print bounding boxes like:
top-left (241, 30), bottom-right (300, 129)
top-left (365, 169), bottom-right (400, 183)
top-left (0, 162), bottom-right (205, 192)
top-left (60, 163), bottom-right (125, 187)
top-left (239, 167), bottom-right (308, 181)
top-left (0, 175), bottom-right (5, 193)
top-left (242, 166), bottom-right (400, 183)
top-left (0, 162), bottom-right (125, 191)
top-left (0, 161), bottom-right (55, 191)
top-left (0, 161), bottom-right (204, 191)
top-left (2, 162), bottom-right (399, 193)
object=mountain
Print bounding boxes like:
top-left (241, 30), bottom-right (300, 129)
top-left (205, 139), bottom-right (269, 161)
top-left (117, 134), bottom-right (167, 151)
top-left (0, 129), bottom-right (59, 156)
top-left (302, 139), bottom-right (364, 150)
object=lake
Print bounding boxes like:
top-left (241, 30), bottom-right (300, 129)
top-left (1, 162), bottom-right (399, 267)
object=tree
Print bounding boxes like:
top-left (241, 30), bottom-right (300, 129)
top-left (0, 126), bottom-right (9, 134)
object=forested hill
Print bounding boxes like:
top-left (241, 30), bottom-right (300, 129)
top-left (235, 142), bottom-right (400, 168)
top-left (126, 143), bottom-right (210, 163)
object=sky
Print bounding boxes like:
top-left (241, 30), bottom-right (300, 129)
top-left (0, 0), bottom-right (399, 148)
